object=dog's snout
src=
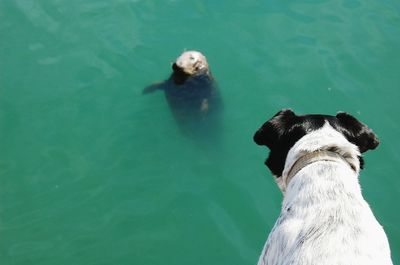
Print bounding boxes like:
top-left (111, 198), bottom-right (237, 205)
top-left (253, 130), bottom-right (265, 145)
top-left (369, 135), bottom-right (380, 150)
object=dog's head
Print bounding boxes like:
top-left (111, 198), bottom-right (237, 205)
top-left (253, 109), bottom-right (379, 180)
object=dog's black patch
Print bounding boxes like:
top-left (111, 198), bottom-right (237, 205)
top-left (253, 109), bottom-right (379, 178)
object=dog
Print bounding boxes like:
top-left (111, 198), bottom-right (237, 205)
top-left (253, 109), bottom-right (393, 265)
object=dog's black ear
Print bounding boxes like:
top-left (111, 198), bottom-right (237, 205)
top-left (253, 109), bottom-right (296, 149)
top-left (335, 112), bottom-right (379, 153)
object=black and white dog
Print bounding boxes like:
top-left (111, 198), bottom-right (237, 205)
top-left (253, 109), bottom-right (393, 265)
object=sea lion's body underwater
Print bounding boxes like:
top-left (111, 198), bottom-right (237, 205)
top-left (143, 51), bottom-right (222, 140)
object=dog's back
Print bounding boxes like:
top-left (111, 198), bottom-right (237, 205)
top-left (258, 152), bottom-right (391, 265)
top-left (254, 109), bottom-right (393, 265)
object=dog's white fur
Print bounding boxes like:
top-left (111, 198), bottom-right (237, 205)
top-left (258, 123), bottom-right (392, 265)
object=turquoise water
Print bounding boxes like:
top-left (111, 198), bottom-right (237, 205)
top-left (1, 0), bottom-right (399, 264)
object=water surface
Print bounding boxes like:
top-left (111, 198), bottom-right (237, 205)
top-left (1, 0), bottom-right (399, 264)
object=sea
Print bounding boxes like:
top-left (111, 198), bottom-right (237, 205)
top-left (0, 0), bottom-right (399, 264)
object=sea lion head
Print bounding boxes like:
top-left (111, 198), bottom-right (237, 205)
top-left (172, 51), bottom-right (209, 76)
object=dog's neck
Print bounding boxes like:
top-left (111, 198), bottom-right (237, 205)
top-left (278, 123), bottom-right (361, 193)
top-left (285, 150), bottom-right (357, 188)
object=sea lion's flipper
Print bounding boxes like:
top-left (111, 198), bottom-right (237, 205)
top-left (142, 81), bottom-right (166, 95)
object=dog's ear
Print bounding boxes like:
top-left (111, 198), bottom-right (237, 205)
top-left (253, 109), bottom-right (296, 149)
top-left (335, 112), bottom-right (379, 153)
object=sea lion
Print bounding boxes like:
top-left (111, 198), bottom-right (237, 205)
top-left (143, 51), bottom-right (222, 142)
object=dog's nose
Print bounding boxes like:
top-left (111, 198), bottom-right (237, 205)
top-left (369, 135), bottom-right (380, 150)
top-left (253, 130), bottom-right (265, 145)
